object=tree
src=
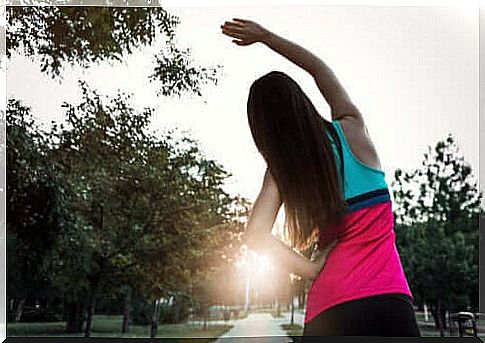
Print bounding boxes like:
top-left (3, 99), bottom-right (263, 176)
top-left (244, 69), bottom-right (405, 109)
top-left (6, 4), bottom-right (250, 337)
top-left (7, 83), bottom-right (247, 336)
top-left (6, 100), bottom-right (72, 323)
top-left (7, 5), bottom-right (219, 96)
top-left (50, 81), bottom-right (246, 336)
top-left (392, 135), bottom-right (481, 335)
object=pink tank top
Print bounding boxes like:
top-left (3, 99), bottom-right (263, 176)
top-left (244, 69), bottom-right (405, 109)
top-left (304, 121), bottom-right (413, 324)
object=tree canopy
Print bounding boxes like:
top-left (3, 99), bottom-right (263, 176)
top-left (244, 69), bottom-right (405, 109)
top-left (6, 5), bottom-right (244, 336)
top-left (7, 5), bottom-right (219, 96)
top-left (392, 135), bottom-right (481, 334)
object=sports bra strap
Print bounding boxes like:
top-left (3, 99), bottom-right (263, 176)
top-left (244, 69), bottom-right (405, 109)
top-left (329, 120), bottom-right (388, 201)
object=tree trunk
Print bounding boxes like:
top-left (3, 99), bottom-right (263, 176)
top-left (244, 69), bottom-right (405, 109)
top-left (65, 300), bottom-right (85, 333)
top-left (150, 299), bottom-right (159, 338)
top-left (290, 297), bottom-right (294, 325)
top-left (441, 309), bottom-right (448, 330)
top-left (430, 304), bottom-right (439, 329)
top-left (174, 303), bottom-right (181, 323)
top-left (14, 298), bottom-right (26, 322)
top-left (298, 292), bottom-right (303, 309)
top-left (121, 286), bottom-right (133, 334)
top-left (202, 307), bottom-right (208, 331)
top-left (301, 287), bottom-right (308, 309)
top-left (84, 277), bottom-right (100, 338)
top-left (433, 299), bottom-right (444, 337)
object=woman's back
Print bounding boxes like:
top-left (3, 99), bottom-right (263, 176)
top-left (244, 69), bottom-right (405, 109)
top-left (304, 119), bottom-right (413, 324)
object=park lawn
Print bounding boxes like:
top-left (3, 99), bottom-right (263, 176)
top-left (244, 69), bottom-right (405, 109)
top-left (281, 323), bottom-right (303, 337)
top-left (280, 320), bottom-right (485, 338)
top-left (415, 311), bottom-right (485, 327)
top-left (7, 314), bottom-right (233, 341)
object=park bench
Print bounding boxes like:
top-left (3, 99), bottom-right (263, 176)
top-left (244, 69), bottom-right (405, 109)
top-left (449, 312), bottom-right (477, 337)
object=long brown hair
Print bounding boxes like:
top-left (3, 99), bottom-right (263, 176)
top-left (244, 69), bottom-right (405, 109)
top-left (247, 71), bottom-right (346, 250)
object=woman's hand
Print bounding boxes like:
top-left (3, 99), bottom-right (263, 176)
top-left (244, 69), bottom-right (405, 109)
top-left (309, 239), bottom-right (338, 280)
top-left (220, 18), bottom-right (270, 46)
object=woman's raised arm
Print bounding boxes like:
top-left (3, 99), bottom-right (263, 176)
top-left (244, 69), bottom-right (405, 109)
top-left (221, 18), bottom-right (363, 123)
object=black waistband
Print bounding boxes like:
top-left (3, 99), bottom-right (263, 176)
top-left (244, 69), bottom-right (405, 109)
top-left (345, 188), bottom-right (390, 206)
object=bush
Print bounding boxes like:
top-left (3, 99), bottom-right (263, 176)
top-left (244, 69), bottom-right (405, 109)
top-left (131, 298), bottom-right (153, 326)
top-left (18, 306), bottom-right (64, 322)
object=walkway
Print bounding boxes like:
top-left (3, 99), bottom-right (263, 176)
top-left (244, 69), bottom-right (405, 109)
top-left (213, 313), bottom-right (292, 343)
top-left (282, 310), bottom-right (305, 327)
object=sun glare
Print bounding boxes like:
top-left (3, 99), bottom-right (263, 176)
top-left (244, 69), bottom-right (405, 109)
top-left (254, 253), bottom-right (272, 274)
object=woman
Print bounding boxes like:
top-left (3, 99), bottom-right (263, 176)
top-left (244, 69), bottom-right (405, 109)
top-left (220, 18), bottom-right (420, 337)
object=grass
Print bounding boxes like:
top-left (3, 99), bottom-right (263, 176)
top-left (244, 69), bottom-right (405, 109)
top-left (7, 314), bottom-right (233, 341)
top-left (279, 316), bottom-right (485, 338)
top-left (189, 311), bottom-right (248, 322)
top-left (415, 311), bottom-right (485, 327)
top-left (414, 311), bottom-right (485, 337)
top-left (281, 323), bottom-right (303, 337)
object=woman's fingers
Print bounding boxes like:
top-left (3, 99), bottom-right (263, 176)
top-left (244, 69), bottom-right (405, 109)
top-left (221, 26), bottom-right (244, 34)
top-left (222, 31), bottom-right (245, 40)
top-left (315, 240), bottom-right (338, 259)
top-left (222, 22), bottom-right (244, 32)
top-left (221, 19), bottom-right (259, 46)
top-left (221, 23), bottom-right (246, 38)
top-left (223, 20), bottom-right (244, 27)
top-left (221, 26), bottom-right (245, 36)
top-left (312, 250), bottom-right (324, 262)
top-left (233, 40), bottom-right (250, 46)
top-left (323, 240), bottom-right (338, 253)
top-left (233, 18), bottom-right (250, 24)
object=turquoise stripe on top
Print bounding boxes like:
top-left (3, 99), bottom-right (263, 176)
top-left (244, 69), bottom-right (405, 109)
top-left (329, 120), bottom-right (388, 201)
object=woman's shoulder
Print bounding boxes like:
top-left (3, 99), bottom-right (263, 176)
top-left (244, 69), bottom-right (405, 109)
top-left (333, 116), bottom-right (383, 172)
top-left (333, 116), bottom-right (365, 135)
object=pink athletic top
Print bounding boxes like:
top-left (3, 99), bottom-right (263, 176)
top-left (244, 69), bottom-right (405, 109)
top-left (304, 120), bottom-right (413, 324)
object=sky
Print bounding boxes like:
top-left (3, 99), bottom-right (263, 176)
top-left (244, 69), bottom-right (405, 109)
top-left (6, 5), bottom-right (479, 208)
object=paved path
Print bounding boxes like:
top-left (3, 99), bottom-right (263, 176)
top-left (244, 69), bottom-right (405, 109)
top-left (281, 310), bottom-right (305, 327)
top-left (214, 313), bottom-right (292, 343)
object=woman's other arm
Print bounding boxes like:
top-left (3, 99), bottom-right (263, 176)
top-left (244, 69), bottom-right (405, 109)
top-left (244, 168), bottom-right (336, 279)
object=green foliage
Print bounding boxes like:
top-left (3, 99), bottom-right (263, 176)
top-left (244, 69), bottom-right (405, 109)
top-left (7, 6), bottom-right (174, 74)
top-left (7, 6), bottom-right (220, 97)
top-left (392, 134), bottom-right (480, 314)
top-left (6, 3), bottom-right (236, 332)
top-left (150, 42), bottom-right (220, 97)
top-left (393, 134), bottom-right (481, 226)
top-left (8, 85), bottom-right (248, 326)
top-left (131, 294), bottom-right (154, 326)
top-left (6, 99), bottom-right (73, 301)
top-left (48, 81), bottom-right (245, 299)
top-left (9, 83), bottom-right (247, 328)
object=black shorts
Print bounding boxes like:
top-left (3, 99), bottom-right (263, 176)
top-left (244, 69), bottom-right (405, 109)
top-left (302, 293), bottom-right (421, 337)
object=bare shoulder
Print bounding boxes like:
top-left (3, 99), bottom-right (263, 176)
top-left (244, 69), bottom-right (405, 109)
top-left (338, 115), bottom-right (366, 140)
top-left (337, 116), bottom-right (383, 171)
